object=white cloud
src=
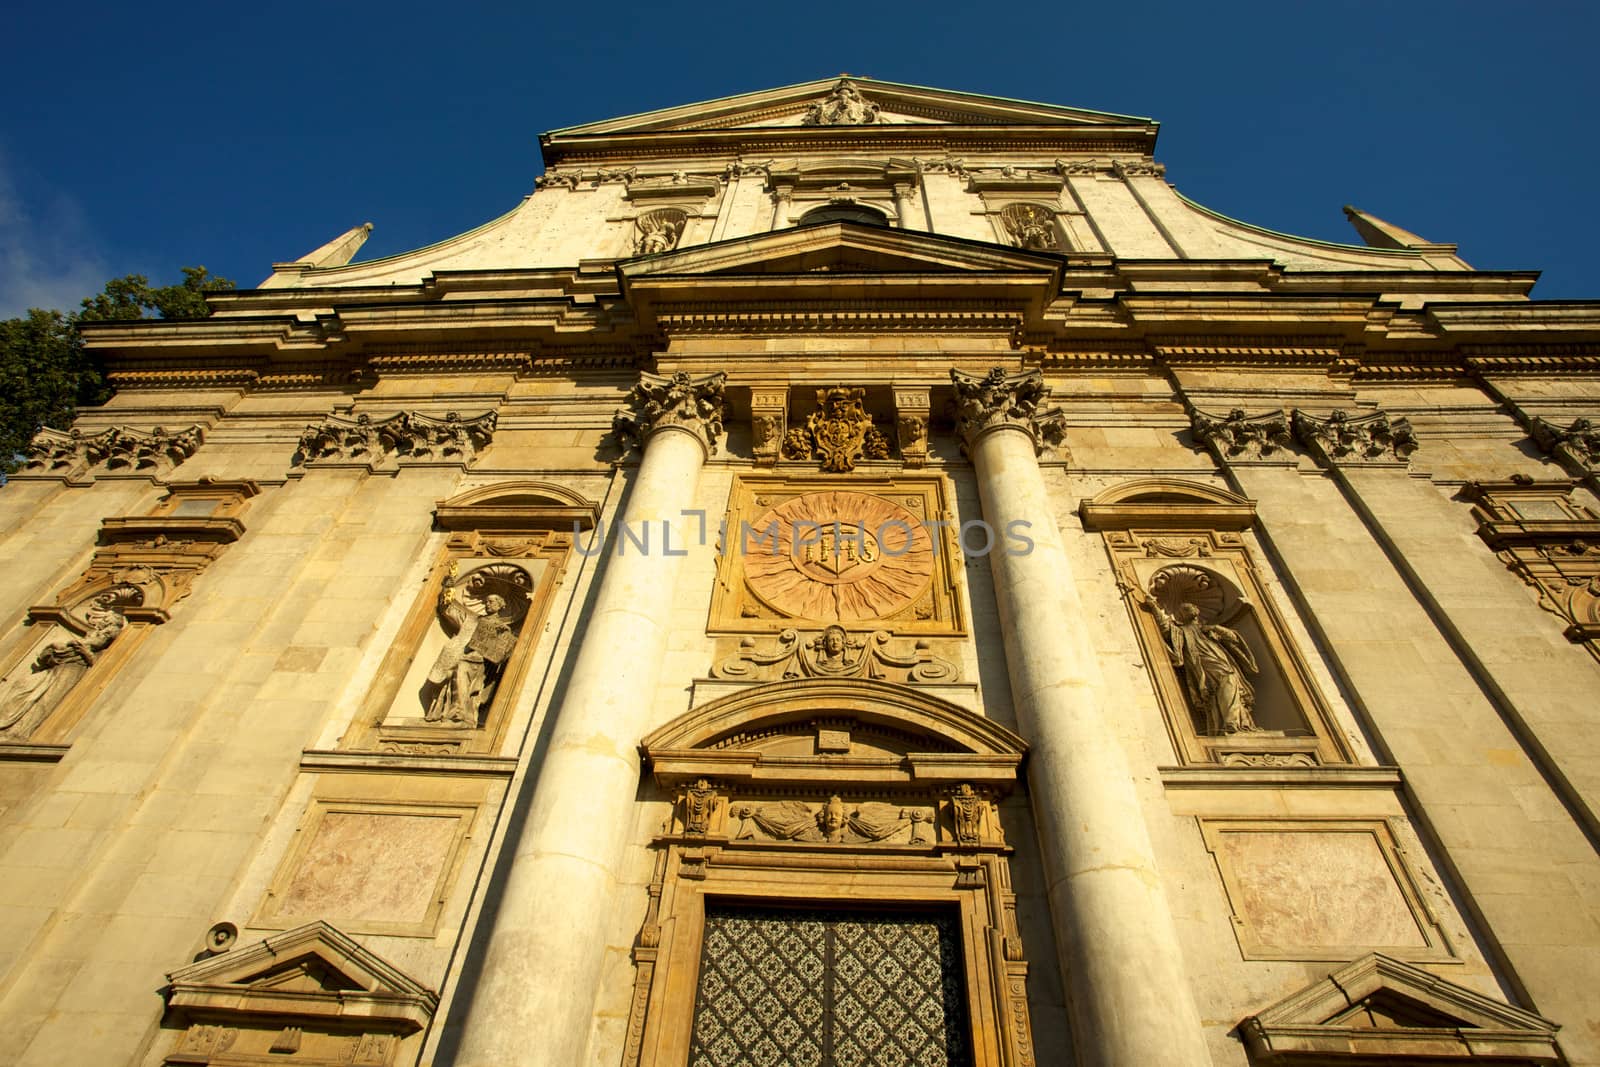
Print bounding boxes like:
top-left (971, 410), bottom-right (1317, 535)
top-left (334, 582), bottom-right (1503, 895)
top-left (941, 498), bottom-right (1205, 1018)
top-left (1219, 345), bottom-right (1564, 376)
top-left (0, 155), bottom-right (108, 319)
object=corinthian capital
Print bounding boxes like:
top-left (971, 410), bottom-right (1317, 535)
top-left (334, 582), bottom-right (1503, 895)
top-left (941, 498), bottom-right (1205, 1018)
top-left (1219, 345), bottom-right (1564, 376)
top-left (1291, 408), bottom-right (1419, 467)
top-left (612, 370), bottom-right (728, 455)
top-left (949, 367), bottom-right (1067, 456)
top-left (1189, 407), bottom-right (1295, 464)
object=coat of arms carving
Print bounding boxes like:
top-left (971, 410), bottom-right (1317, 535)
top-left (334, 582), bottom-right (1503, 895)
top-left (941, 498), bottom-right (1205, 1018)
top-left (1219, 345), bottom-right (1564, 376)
top-left (781, 387), bottom-right (891, 472)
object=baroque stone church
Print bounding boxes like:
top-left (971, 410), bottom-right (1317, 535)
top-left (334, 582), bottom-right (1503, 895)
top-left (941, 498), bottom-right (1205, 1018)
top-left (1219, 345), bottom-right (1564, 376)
top-left (1, 77), bottom-right (1598, 1067)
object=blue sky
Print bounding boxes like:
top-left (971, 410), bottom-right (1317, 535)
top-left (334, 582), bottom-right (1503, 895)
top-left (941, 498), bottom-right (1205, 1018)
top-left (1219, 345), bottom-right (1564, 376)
top-left (2, 1), bottom-right (1596, 317)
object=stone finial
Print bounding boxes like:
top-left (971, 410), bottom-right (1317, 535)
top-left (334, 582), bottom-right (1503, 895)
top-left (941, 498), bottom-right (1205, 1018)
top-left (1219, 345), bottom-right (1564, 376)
top-left (1530, 416), bottom-right (1600, 473)
top-left (1290, 409), bottom-right (1419, 467)
top-left (1189, 407), bottom-right (1294, 463)
top-left (949, 367), bottom-right (1066, 456)
top-left (611, 370), bottom-right (727, 455)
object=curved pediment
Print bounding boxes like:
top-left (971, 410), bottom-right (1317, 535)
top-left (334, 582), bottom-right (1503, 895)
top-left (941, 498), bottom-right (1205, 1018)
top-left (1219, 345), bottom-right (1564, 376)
top-left (1079, 477), bottom-right (1257, 532)
top-left (642, 678), bottom-right (1026, 790)
top-left (433, 479), bottom-right (600, 530)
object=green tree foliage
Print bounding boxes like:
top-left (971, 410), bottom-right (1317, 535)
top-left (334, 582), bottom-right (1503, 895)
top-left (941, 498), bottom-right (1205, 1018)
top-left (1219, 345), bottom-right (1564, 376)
top-left (0, 267), bottom-right (234, 473)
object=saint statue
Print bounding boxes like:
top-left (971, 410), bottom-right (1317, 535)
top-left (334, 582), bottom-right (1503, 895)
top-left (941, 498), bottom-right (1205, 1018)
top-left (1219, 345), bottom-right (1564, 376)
top-left (1146, 598), bottom-right (1260, 734)
top-left (0, 592), bottom-right (130, 741)
top-left (423, 568), bottom-right (528, 727)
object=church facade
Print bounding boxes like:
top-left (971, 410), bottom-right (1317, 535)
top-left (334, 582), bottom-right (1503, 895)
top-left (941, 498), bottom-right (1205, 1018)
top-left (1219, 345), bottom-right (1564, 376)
top-left (1, 77), bottom-right (1598, 1067)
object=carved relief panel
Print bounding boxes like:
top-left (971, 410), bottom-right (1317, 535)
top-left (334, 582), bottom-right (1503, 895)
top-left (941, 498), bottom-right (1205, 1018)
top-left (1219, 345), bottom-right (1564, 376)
top-left (342, 481), bottom-right (592, 756)
top-left (1082, 480), bottom-right (1352, 767)
top-left (709, 476), bottom-right (964, 637)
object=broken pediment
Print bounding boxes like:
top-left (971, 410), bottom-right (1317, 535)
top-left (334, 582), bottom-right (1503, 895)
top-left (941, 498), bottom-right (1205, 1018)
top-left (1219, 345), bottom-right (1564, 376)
top-left (1240, 953), bottom-right (1561, 1064)
top-left (548, 77), bottom-right (1154, 136)
top-left (162, 921), bottom-right (438, 1065)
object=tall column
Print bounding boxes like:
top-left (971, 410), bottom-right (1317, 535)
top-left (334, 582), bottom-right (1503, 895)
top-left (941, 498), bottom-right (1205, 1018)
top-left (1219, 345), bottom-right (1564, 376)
top-left (952, 368), bottom-right (1210, 1067)
top-left (452, 371), bottom-right (725, 1067)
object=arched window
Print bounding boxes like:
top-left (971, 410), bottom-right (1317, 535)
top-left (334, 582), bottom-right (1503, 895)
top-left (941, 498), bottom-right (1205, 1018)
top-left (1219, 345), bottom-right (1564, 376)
top-left (796, 202), bottom-right (888, 227)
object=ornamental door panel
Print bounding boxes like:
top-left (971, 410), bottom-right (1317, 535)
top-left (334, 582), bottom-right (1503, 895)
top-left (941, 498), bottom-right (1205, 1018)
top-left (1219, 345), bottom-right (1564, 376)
top-left (689, 905), bottom-right (972, 1067)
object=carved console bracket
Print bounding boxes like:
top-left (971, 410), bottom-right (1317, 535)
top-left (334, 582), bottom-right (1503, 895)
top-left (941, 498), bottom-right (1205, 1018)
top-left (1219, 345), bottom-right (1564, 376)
top-left (1291, 408), bottom-right (1418, 468)
top-left (749, 387), bottom-right (787, 468)
top-left (950, 367), bottom-right (1067, 458)
top-left (295, 410), bottom-right (497, 469)
top-left (22, 423), bottom-right (203, 482)
top-left (160, 921), bottom-right (437, 1066)
top-left (894, 386), bottom-right (930, 468)
top-left (612, 370), bottom-right (727, 456)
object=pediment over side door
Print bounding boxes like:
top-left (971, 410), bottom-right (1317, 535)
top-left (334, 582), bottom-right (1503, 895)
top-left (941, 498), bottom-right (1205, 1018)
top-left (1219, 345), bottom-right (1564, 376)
top-left (1240, 953), bottom-right (1561, 1064)
top-left (160, 921), bottom-right (437, 1065)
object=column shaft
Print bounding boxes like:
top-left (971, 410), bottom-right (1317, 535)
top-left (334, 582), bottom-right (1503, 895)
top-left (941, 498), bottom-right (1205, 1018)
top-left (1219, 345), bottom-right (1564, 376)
top-left (969, 421), bottom-right (1209, 1067)
top-left (452, 424), bottom-right (707, 1067)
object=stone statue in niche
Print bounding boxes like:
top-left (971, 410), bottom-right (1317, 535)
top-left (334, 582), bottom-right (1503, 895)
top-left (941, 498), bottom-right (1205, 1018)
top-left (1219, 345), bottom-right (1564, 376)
top-left (422, 563), bottom-right (532, 726)
top-left (1136, 566), bottom-right (1260, 734)
top-left (0, 585), bottom-right (140, 740)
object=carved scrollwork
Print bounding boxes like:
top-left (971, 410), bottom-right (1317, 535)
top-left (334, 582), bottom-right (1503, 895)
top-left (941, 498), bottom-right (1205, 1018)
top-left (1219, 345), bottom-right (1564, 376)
top-left (1111, 160), bottom-right (1167, 179)
top-left (1291, 408), bottom-right (1418, 467)
top-left (1189, 407), bottom-right (1295, 463)
top-left (950, 367), bottom-right (1067, 456)
top-left (712, 625), bottom-right (958, 683)
top-left (780, 387), bottom-right (891, 471)
top-left (612, 370), bottom-right (727, 455)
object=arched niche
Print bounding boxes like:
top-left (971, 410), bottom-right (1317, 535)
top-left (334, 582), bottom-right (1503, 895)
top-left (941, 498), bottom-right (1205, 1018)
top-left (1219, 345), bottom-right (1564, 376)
top-left (624, 679), bottom-right (1038, 1067)
top-left (1081, 478), bottom-right (1351, 767)
top-left (341, 480), bottom-right (598, 757)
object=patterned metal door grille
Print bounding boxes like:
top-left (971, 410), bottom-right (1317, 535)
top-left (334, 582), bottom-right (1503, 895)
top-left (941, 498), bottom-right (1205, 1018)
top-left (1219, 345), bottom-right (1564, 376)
top-left (689, 905), bottom-right (972, 1067)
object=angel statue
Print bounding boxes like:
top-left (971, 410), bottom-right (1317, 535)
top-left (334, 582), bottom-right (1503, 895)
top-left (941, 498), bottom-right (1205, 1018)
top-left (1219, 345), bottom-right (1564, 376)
top-left (1135, 586), bottom-right (1260, 734)
top-left (0, 590), bottom-right (133, 740)
top-left (423, 565), bottom-right (530, 727)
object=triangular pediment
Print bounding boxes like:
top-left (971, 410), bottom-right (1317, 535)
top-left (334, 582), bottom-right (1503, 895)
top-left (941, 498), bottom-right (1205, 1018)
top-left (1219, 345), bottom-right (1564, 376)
top-left (164, 921), bottom-right (438, 1031)
top-left (621, 221), bottom-right (1063, 280)
top-left (550, 77), bottom-right (1152, 136)
top-left (1241, 954), bottom-right (1561, 1063)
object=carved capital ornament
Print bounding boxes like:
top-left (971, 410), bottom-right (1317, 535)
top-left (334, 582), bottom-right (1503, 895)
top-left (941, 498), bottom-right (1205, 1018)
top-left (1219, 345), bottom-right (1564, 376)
top-left (1190, 407), bottom-right (1295, 464)
top-left (1291, 409), bottom-right (1418, 467)
top-left (949, 367), bottom-right (1067, 456)
top-left (612, 370), bottom-right (728, 455)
